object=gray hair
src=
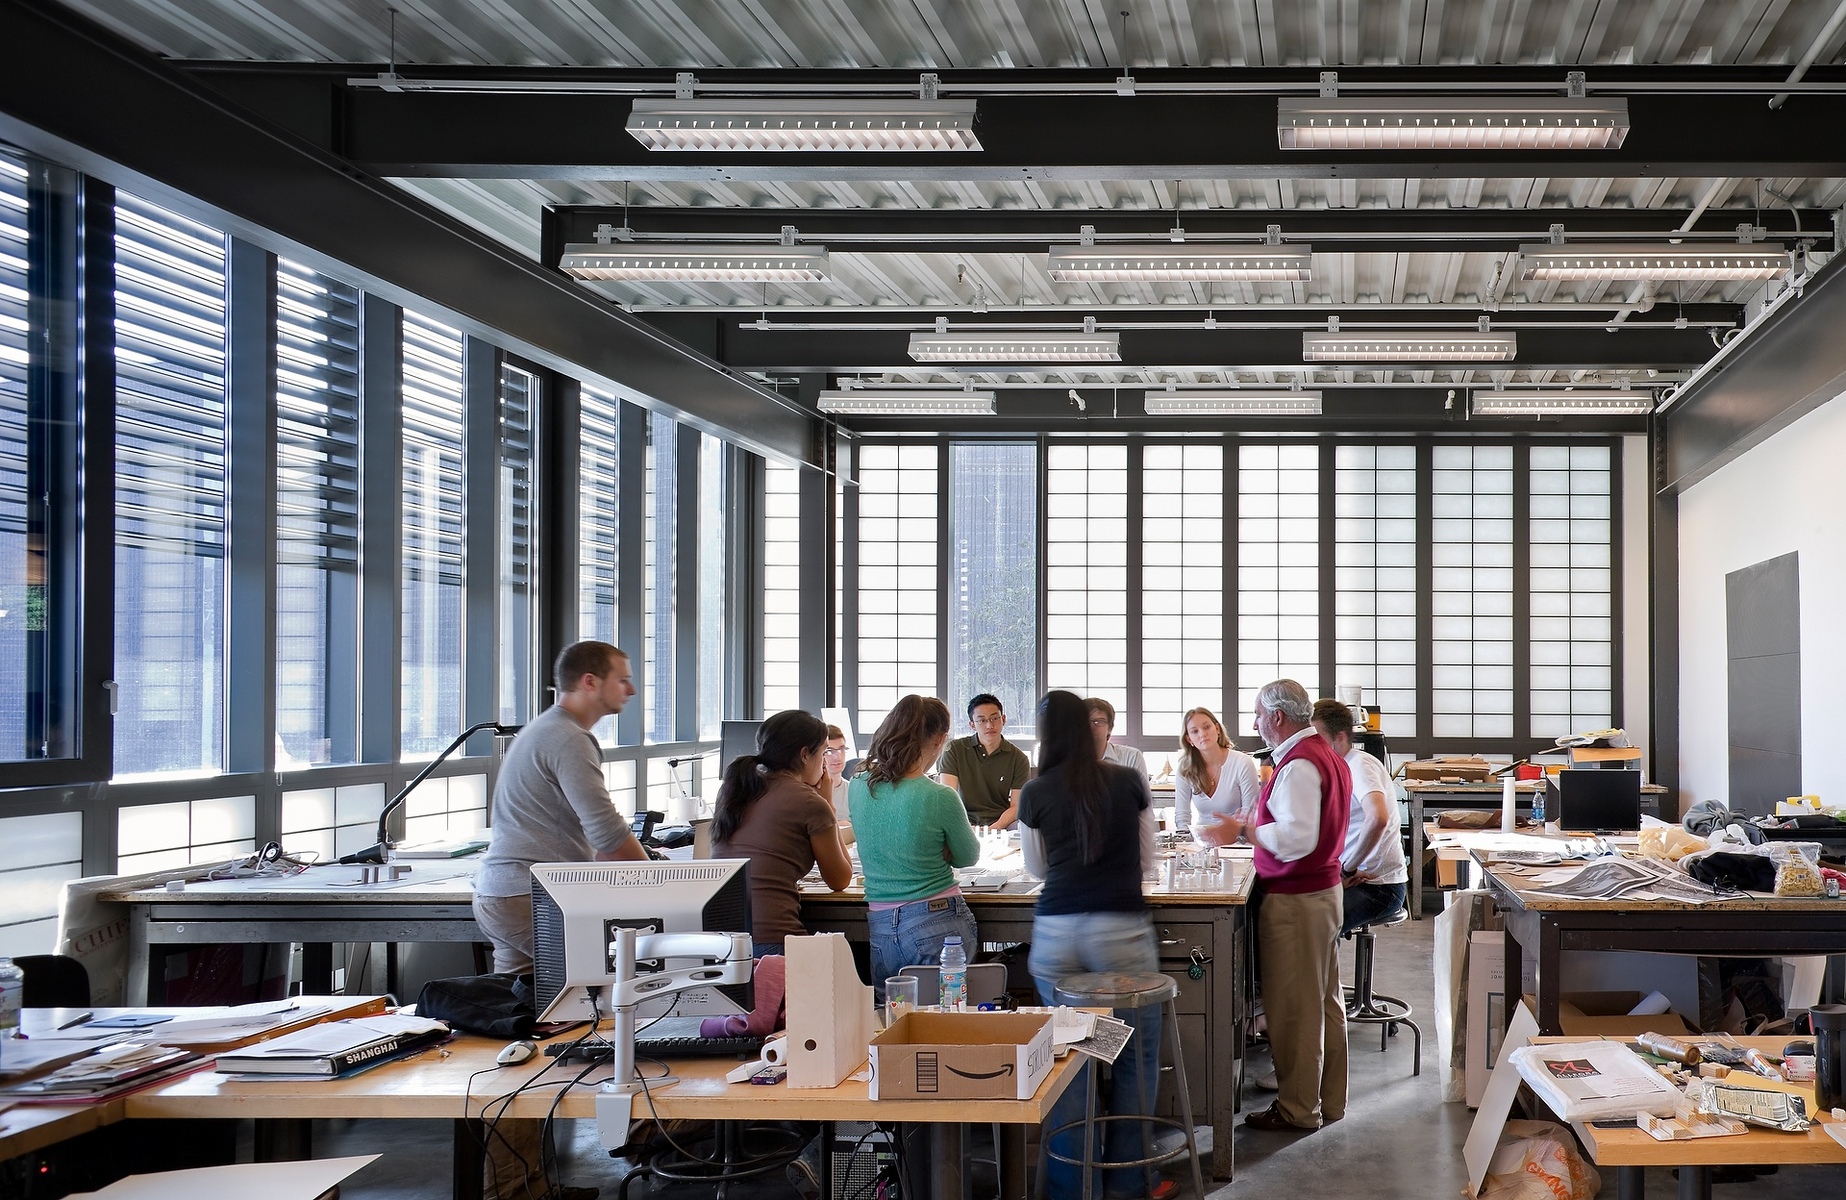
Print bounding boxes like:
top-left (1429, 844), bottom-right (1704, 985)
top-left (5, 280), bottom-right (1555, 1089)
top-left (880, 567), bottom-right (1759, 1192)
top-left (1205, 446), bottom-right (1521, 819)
top-left (1255, 679), bottom-right (1313, 725)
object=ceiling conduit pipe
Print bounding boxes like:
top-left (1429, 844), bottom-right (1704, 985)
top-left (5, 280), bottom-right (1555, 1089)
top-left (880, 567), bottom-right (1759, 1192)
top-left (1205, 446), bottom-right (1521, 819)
top-left (1770, 0), bottom-right (1846, 109)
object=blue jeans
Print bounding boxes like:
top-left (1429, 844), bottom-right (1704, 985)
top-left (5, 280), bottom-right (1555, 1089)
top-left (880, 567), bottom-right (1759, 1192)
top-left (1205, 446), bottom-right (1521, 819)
top-left (867, 895), bottom-right (979, 1002)
top-left (1030, 911), bottom-right (1162, 1200)
top-left (1340, 881), bottom-right (1407, 937)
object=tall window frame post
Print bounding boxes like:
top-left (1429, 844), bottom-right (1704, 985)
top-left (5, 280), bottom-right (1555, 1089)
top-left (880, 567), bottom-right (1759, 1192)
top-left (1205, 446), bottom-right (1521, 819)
top-left (460, 337), bottom-right (497, 757)
top-left (1220, 435), bottom-right (1240, 741)
top-left (222, 238), bottom-right (278, 829)
top-left (724, 444), bottom-right (753, 718)
top-left (355, 294), bottom-right (402, 767)
top-left (539, 371), bottom-right (580, 697)
top-left (1317, 439), bottom-right (1338, 702)
top-left (838, 442), bottom-right (859, 724)
top-left (1123, 443), bottom-right (1144, 743)
top-left (796, 459), bottom-right (829, 714)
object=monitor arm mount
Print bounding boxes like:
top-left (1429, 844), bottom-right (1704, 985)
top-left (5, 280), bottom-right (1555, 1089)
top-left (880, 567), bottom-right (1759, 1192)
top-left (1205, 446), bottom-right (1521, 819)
top-left (596, 929), bottom-right (754, 1147)
top-left (339, 720), bottom-right (523, 865)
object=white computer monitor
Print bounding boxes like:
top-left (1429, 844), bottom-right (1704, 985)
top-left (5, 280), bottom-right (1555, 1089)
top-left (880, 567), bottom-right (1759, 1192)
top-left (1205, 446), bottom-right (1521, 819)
top-left (530, 858), bottom-right (753, 1023)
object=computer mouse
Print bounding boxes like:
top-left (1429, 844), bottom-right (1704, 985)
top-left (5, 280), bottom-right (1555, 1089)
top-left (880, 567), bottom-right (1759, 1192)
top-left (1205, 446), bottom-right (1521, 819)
top-left (497, 1040), bottom-right (537, 1066)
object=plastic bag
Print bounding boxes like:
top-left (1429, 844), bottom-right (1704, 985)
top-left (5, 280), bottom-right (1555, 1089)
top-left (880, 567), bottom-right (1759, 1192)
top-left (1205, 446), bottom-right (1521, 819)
top-left (1481, 1119), bottom-right (1601, 1200)
top-left (1767, 841), bottom-right (1825, 897)
top-left (1637, 825), bottom-right (1706, 863)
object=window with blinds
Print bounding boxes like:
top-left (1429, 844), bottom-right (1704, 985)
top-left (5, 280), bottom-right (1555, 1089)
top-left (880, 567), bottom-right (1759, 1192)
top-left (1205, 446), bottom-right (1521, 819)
top-left (112, 191), bottom-right (227, 777)
top-left (0, 152), bottom-right (37, 762)
top-left (498, 362), bottom-right (535, 725)
top-left (697, 433), bottom-right (725, 740)
top-left (1140, 443), bottom-right (1223, 742)
top-left (761, 459), bottom-right (802, 713)
top-left (578, 383), bottom-right (620, 743)
top-left (855, 443), bottom-right (938, 738)
top-left (644, 411), bottom-right (676, 743)
top-left (274, 257), bottom-right (359, 767)
top-left (1044, 444), bottom-right (1129, 727)
top-left (400, 311), bottom-right (465, 758)
top-left (1237, 443), bottom-right (1320, 718)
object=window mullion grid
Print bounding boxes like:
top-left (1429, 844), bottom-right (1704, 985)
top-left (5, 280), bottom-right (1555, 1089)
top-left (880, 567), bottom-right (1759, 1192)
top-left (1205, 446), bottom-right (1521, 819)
top-left (1513, 440), bottom-right (1532, 754)
top-left (1318, 438), bottom-right (1337, 703)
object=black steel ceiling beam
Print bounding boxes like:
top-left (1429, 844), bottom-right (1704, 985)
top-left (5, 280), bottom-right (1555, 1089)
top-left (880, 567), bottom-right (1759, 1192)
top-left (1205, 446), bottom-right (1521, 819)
top-left (0, 1), bottom-right (814, 462)
top-left (168, 63), bottom-right (1846, 181)
top-left (1660, 252), bottom-right (1846, 491)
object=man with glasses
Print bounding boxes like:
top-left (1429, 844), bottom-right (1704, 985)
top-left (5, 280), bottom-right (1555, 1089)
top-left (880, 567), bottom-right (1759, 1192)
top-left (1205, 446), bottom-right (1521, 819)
top-left (1086, 696), bottom-right (1149, 781)
top-left (938, 693), bottom-right (1031, 829)
top-left (822, 724), bottom-right (856, 845)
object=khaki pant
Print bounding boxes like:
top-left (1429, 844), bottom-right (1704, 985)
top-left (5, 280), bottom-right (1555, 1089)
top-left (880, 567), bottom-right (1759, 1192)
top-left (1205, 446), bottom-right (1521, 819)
top-left (1259, 886), bottom-right (1347, 1128)
top-left (473, 892), bottom-right (535, 975)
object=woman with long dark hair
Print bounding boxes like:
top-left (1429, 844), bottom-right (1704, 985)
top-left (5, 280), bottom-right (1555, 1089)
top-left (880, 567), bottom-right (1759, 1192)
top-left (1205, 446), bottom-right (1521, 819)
top-left (1018, 690), bottom-right (1162, 1200)
top-left (712, 710), bottom-right (853, 956)
top-left (848, 695), bottom-right (981, 994)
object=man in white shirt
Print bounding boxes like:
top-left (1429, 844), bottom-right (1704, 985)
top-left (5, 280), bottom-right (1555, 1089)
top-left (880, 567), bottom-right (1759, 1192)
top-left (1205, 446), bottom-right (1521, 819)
top-left (1087, 696), bottom-right (1149, 779)
top-left (1311, 699), bottom-right (1410, 935)
top-left (1198, 679), bottom-right (1351, 1132)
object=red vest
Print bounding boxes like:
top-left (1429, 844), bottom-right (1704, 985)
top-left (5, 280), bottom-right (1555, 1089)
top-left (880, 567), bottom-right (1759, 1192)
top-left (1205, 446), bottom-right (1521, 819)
top-left (1250, 731), bottom-right (1351, 895)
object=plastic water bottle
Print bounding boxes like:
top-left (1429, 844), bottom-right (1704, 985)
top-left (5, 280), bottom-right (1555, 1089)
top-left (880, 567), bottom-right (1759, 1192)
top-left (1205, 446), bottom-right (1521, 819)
top-left (0, 958), bottom-right (22, 1048)
top-left (938, 936), bottom-right (967, 1011)
top-left (1531, 778), bottom-right (1547, 825)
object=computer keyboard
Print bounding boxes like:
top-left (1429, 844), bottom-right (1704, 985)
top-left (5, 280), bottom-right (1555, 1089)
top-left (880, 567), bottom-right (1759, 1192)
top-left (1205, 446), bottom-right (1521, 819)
top-left (546, 1035), bottom-right (765, 1063)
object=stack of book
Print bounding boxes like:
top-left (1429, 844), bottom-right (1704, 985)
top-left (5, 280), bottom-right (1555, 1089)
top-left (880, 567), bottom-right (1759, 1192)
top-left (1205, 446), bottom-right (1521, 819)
top-left (214, 1013), bottom-right (449, 1078)
top-left (0, 1040), bottom-right (201, 1103)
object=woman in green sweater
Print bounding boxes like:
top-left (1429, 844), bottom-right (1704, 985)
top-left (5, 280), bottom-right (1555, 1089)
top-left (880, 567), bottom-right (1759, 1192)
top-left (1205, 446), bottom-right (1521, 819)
top-left (848, 694), bottom-right (982, 994)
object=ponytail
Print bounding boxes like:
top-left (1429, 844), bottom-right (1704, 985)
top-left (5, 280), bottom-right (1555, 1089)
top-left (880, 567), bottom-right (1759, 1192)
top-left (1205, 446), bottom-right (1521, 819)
top-left (712, 709), bottom-right (829, 843)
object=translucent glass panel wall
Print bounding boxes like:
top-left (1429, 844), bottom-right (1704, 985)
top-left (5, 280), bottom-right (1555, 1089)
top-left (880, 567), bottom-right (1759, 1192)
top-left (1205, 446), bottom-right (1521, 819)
top-left (281, 782), bottom-right (384, 862)
top-left (1335, 446), bottom-right (1417, 738)
top-left (643, 412), bottom-right (675, 743)
top-left (0, 811), bottom-right (82, 957)
top-left (1141, 444), bottom-right (1222, 740)
top-left (855, 444), bottom-right (938, 737)
top-left (117, 796), bottom-right (254, 873)
top-left (947, 443), bottom-right (1038, 736)
top-left (761, 460), bottom-right (803, 713)
top-left (0, 153), bottom-right (34, 762)
top-left (399, 311), bottom-right (465, 757)
top-left (1044, 445), bottom-right (1128, 724)
top-left (1432, 446), bottom-right (1514, 738)
top-left (400, 773), bottom-right (487, 843)
top-left (1530, 445), bottom-right (1614, 737)
top-left (1237, 444), bottom-right (1320, 718)
top-left (113, 192), bottom-right (227, 776)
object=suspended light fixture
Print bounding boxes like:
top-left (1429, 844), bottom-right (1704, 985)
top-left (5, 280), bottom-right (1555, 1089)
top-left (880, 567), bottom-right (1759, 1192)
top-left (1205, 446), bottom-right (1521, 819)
top-left (1047, 245), bottom-right (1312, 282)
top-left (1144, 391), bottom-right (1323, 415)
top-left (1471, 390), bottom-right (1655, 415)
top-left (1301, 332), bottom-right (1517, 361)
top-left (1517, 243), bottom-right (1790, 281)
top-left (1277, 97), bottom-right (1629, 150)
top-left (558, 244), bottom-right (830, 282)
top-left (817, 390), bottom-right (997, 415)
top-left (626, 99), bottom-right (982, 152)
top-left (906, 332), bottom-right (1122, 363)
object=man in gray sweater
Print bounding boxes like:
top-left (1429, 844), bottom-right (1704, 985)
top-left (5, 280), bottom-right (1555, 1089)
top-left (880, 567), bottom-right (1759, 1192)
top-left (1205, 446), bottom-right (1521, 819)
top-left (473, 640), bottom-right (649, 973)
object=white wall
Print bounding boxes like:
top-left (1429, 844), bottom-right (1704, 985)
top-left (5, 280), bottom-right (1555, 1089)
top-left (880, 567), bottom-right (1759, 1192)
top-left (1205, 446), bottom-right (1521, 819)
top-left (1679, 389), bottom-right (1846, 808)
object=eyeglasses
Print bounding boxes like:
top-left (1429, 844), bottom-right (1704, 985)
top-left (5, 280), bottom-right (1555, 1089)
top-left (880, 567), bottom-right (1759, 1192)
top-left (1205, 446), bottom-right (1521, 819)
top-left (822, 747), bottom-right (847, 758)
top-left (1089, 717), bottom-right (1112, 729)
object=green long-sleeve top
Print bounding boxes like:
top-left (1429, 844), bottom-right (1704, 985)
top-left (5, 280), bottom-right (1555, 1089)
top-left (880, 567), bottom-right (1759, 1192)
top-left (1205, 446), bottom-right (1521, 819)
top-left (847, 774), bottom-right (982, 902)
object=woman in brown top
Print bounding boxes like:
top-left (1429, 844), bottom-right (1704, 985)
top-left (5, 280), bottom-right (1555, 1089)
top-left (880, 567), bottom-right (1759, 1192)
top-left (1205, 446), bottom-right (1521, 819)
top-left (712, 710), bottom-right (854, 955)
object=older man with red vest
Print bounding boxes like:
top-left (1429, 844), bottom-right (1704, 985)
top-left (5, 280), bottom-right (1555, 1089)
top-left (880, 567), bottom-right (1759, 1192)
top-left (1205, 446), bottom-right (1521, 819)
top-left (1199, 678), bottom-right (1351, 1132)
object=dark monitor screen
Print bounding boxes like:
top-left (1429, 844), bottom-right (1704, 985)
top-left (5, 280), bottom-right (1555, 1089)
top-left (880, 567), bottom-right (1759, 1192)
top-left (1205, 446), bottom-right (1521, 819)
top-left (1554, 768), bottom-right (1643, 832)
top-left (720, 719), bottom-right (763, 779)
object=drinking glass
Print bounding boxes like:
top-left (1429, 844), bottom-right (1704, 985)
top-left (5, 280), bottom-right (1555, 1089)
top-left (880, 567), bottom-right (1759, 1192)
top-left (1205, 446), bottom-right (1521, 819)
top-left (885, 976), bottom-right (919, 1028)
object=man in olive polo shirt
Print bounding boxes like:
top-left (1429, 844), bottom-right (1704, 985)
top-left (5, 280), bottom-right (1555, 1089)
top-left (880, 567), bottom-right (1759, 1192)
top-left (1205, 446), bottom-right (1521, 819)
top-left (938, 693), bottom-right (1031, 828)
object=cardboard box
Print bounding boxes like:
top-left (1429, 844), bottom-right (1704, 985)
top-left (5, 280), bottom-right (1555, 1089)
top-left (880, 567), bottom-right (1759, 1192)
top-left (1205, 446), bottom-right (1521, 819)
top-left (1567, 745), bottom-right (1642, 767)
top-left (1541, 990), bottom-right (1698, 1037)
top-left (1404, 757), bottom-right (1492, 782)
top-left (1465, 931), bottom-right (1507, 1108)
top-left (868, 1011), bottom-right (1054, 1101)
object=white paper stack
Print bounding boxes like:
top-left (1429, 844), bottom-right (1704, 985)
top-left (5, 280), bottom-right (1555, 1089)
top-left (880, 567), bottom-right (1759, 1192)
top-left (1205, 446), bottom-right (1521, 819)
top-left (1507, 1041), bottom-right (1683, 1122)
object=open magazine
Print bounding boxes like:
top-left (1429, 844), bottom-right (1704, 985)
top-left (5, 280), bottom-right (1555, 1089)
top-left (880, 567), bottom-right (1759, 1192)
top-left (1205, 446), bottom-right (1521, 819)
top-left (1515, 856), bottom-right (1725, 904)
top-left (1507, 1041), bottom-right (1682, 1121)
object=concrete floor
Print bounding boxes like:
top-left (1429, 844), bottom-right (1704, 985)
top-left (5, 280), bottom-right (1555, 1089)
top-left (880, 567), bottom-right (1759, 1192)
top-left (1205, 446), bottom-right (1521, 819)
top-left (304, 916), bottom-right (1846, 1200)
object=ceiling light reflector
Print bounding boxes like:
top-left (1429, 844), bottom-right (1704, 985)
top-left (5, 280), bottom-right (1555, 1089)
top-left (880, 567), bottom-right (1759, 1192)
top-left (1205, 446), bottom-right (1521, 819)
top-left (627, 99), bottom-right (982, 152)
top-left (907, 332), bottom-right (1122, 363)
top-left (1278, 97), bottom-right (1629, 150)
top-left (559, 244), bottom-right (830, 281)
top-left (817, 390), bottom-right (996, 415)
top-left (1047, 245), bottom-right (1312, 282)
top-left (1302, 332), bottom-right (1517, 362)
top-left (1145, 391), bottom-right (1323, 415)
top-left (1471, 391), bottom-right (1654, 415)
top-left (1518, 243), bottom-right (1790, 281)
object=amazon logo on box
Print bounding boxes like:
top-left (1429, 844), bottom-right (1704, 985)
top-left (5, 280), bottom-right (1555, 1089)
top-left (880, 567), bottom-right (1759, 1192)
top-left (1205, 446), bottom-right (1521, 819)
top-left (868, 1011), bottom-right (1055, 1101)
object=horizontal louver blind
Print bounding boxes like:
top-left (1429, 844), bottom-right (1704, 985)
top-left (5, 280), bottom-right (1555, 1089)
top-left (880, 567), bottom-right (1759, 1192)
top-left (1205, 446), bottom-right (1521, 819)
top-left (499, 363), bottom-right (532, 588)
top-left (275, 258), bottom-right (359, 568)
top-left (401, 311), bottom-right (464, 587)
top-left (0, 153), bottom-right (26, 545)
top-left (113, 192), bottom-right (226, 556)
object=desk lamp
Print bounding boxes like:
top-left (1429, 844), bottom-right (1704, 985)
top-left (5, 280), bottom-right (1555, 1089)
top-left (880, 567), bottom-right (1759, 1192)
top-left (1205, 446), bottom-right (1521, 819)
top-left (339, 720), bottom-right (523, 865)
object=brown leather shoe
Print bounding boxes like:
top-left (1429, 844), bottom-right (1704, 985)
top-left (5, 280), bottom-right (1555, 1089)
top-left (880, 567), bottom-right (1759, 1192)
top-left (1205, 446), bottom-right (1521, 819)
top-left (1243, 1103), bottom-right (1316, 1132)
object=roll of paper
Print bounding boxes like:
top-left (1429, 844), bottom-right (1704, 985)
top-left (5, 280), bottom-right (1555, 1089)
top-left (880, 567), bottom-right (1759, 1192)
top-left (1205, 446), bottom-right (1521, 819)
top-left (1501, 775), bottom-right (1516, 834)
top-left (1628, 990), bottom-right (1673, 1016)
top-left (761, 1036), bottom-right (789, 1066)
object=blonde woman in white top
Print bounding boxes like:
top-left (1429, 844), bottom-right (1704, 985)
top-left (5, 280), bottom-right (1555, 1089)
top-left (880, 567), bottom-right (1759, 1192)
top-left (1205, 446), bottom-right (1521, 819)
top-left (1172, 706), bottom-right (1262, 836)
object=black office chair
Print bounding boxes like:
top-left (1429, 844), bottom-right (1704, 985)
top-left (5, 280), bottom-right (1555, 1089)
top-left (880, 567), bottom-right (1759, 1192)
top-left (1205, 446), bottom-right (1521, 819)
top-left (17, 954), bottom-right (91, 1008)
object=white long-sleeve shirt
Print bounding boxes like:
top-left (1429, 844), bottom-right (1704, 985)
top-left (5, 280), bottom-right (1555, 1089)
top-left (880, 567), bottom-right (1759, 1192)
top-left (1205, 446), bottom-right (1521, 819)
top-left (1172, 749), bottom-right (1261, 831)
top-left (1252, 726), bottom-right (1324, 864)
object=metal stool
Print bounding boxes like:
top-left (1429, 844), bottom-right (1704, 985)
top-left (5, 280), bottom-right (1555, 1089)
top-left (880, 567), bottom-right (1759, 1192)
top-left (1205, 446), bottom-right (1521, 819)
top-left (1036, 972), bottom-right (1205, 1200)
top-left (1343, 908), bottom-right (1423, 1074)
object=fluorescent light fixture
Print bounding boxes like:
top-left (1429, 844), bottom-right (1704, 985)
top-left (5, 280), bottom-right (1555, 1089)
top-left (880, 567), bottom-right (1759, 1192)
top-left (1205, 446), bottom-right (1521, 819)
top-left (1278, 97), bottom-right (1629, 150)
top-left (1047, 245), bottom-right (1312, 282)
top-left (1145, 391), bottom-right (1323, 415)
top-left (626, 99), bottom-right (981, 152)
top-left (907, 332), bottom-right (1122, 363)
top-left (1471, 390), bottom-right (1655, 415)
top-left (817, 390), bottom-right (996, 415)
top-left (558, 244), bottom-right (829, 282)
top-left (1518, 243), bottom-right (1790, 281)
top-left (1301, 332), bottom-right (1517, 361)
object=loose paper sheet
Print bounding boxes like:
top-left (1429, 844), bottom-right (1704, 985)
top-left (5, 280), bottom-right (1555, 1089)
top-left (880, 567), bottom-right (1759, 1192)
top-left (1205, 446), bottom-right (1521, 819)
top-left (64, 1155), bottom-right (379, 1200)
